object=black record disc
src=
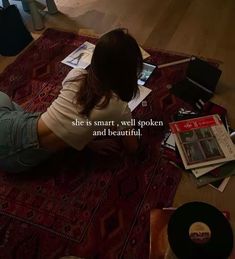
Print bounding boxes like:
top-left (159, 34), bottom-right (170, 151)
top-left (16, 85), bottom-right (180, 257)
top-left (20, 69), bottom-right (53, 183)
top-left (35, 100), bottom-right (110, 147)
top-left (167, 202), bottom-right (233, 259)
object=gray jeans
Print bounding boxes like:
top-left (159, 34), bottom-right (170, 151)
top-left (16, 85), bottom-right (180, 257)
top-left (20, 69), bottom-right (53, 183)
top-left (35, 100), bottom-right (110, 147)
top-left (0, 91), bottom-right (51, 173)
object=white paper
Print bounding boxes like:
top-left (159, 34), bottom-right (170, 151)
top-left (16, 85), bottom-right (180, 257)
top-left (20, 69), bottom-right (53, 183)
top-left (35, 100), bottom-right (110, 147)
top-left (61, 41), bottom-right (95, 69)
top-left (128, 85), bottom-right (152, 111)
top-left (166, 133), bottom-right (176, 150)
top-left (139, 46), bottom-right (150, 60)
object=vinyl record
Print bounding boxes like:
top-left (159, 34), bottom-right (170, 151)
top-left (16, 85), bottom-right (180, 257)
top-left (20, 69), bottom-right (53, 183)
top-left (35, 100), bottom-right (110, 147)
top-left (167, 202), bottom-right (233, 259)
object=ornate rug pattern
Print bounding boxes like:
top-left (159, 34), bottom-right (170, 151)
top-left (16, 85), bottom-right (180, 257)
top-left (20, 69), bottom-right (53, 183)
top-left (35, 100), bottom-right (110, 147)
top-left (0, 29), bottom-right (187, 259)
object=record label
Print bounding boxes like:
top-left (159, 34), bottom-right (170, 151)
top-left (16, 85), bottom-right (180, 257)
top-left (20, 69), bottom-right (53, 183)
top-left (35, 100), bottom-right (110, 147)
top-left (189, 221), bottom-right (211, 244)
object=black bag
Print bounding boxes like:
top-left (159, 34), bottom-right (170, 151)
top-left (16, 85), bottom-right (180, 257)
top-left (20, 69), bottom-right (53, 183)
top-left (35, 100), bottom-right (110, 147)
top-left (0, 5), bottom-right (33, 56)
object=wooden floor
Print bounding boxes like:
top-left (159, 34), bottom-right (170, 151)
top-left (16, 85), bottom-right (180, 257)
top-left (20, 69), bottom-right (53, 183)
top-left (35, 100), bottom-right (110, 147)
top-left (1, 0), bottom-right (235, 251)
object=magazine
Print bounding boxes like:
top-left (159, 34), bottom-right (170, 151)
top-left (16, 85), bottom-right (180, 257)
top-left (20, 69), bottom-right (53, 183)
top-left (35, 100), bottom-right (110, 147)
top-left (169, 114), bottom-right (235, 169)
top-left (194, 161), bottom-right (235, 187)
top-left (191, 162), bottom-right (224, 178)
top-left (138, 62), bottom-right (156, 86)
top-left (61, 41), bottom-right (95, 69)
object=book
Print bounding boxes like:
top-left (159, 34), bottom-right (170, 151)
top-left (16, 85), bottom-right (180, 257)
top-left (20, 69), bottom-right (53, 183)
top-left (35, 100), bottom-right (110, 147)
top-left (61, 41), bottom-right (95, 69)
top-left (192, 162), bottom-right (224, 178)
top-left (173, 102), bottom-right (230, 178)
top-left (170, 57), bottom-right (222, 105)
top-left (194, 161), bottom-right (235, 187)
top-left (209, 177), bottom-right (230, 192)
top-left (169, 114), bottom-right (235, 169)
top-left (192, 147), bottom-right (234, 178)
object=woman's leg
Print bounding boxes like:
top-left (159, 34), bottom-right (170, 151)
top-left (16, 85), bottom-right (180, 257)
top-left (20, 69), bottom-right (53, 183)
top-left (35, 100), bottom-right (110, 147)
top-left (0, 91), bottom-right (15, 111)
top-left (0, 111), bottom-right (52, 173)
top-left (12, 102), bottom-right (24, 111)
top-left (0, 92), bottom-right (51, 173)
top-left (0, 91), bottom-right (23, 111)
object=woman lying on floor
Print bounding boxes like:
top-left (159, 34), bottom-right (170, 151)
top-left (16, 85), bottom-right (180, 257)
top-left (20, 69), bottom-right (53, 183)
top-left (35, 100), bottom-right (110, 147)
top-left (0, 28), bottom-right (143, 173)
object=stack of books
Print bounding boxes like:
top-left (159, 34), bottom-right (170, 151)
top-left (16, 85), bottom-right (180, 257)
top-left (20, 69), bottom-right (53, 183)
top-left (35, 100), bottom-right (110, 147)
top-left (166, 57), bottom-right (235, 191)
top-left (165, 114), bottom-right (235, 192)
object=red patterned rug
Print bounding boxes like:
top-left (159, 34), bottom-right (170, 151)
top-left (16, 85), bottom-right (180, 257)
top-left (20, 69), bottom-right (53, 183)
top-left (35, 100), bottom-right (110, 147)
top-left (0, 29), bottom-right (188, 259)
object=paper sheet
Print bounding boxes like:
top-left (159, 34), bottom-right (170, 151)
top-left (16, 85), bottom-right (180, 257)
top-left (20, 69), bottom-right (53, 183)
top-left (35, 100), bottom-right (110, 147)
top-left (139, 46), bottom-right (150, 60)
top-left (128, 85), bottom-right (152, 111)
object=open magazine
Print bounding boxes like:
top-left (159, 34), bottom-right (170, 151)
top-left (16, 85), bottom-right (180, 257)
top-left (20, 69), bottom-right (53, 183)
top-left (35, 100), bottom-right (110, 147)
top-left (137, 62), bottom-right (156, 86)
top-left (169, 114), bottom-right (235, 169)
top-left (61, 41), bottom-right (95, 69)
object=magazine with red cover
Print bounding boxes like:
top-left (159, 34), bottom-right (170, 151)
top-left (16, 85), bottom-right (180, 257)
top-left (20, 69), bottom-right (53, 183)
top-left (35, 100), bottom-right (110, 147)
top-left (169, 114), bottom-right (235, 169)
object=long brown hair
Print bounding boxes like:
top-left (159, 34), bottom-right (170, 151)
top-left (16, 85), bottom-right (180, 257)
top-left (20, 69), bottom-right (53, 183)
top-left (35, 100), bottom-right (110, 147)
top-left (77, 28), bottom-right (143, 116)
